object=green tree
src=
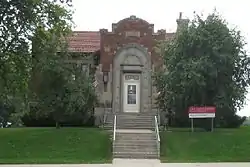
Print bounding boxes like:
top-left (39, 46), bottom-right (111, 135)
top-left (32, 62), bottom-right (97, 128)
top-left (0, 0), bottom-right (73, 124)
top-left (31, 25), bottom-right (97, 128)
top-left (53, 0), bottom-right (73, 7)
top-left (155, 11), bottom-right (250, 129)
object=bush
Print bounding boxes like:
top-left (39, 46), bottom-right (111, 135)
top-left (21, 106), bottom-right (95, 127)
top-left (0, 103), bottom-right (15, 126)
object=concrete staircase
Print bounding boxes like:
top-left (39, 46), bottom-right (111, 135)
top-left (104, 113), bottom-right (155, 130)
top-left (113, 130), bottom-right (158, 159)
top-left (110, 112), bottom-right (160, 159)
top-left (117, 113), bottom-right (154, 130)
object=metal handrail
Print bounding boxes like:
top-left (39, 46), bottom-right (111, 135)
top-left (113, 115), bottom-right (117, 141)
top-left (154, 115), bottom-right (160, 158)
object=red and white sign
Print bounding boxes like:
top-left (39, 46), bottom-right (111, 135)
top-left (188, 106), bottom-right (216, 118)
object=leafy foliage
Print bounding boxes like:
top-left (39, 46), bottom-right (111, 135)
top-left (1, 0), bottom-right (97, 127)
top-left (31, 63), bottom-right (97, 128)
top-left (30, 24), bottom-right (97, 128)
top-left (1, 0), bottom-right (73, 124)
top-left (53, 0), bottom-right (73, 7)
top-left (155, 11), bottom-right (250, 128)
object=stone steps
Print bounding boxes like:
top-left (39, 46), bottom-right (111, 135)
top-left (113, 151), bottom-right (158, 159)
top-left (116, 114), bottom-right (154, 129)
top-left (114, 143), bottom-right (157, 147)
top-left (113, 132), bottom-right (158, 159)
top-left (115, 138), bottom-right (157, 141)
top-left (118, 116), bottom-right (153, 118)
top-left (117, 120), bottom-right (153, 123)
top-left (105, 118), bottom-right (154, 130)
top-left (116, 126), bottom-right (153, 130)
top-left (118, 118), bottom-right (153, 122)
top-left (116, 135), bottom-right (156, 140)
top-left (114, 147), bottom-right (157, 152)
top-left (103, 112), bottom-right (156, 130)
top-left (117, 118), bottom-right (153, 123)
top-left (104, 112), bottom-right (159, 159)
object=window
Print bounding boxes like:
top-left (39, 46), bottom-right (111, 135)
top-left (127, 85), bottom-right (136, 104)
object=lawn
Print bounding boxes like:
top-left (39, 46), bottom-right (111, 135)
top-left (0, 128), bottom-right (112, 164)
top-left (160, 126), bottom-right (250, 162)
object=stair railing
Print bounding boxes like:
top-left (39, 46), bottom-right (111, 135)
top-left (154, 115), bottom-right (160, 158)
top-left (112, 115), bottom-right (117, 154)
top-left (113, 115), bottom-right (117, 141)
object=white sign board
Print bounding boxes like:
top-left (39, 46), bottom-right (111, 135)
top-left (188, 106), bottom-right (216, 132)
top-left (188, 106), bottom-right (216, 119)
top-left (189, 113), bottom-right (215, 118)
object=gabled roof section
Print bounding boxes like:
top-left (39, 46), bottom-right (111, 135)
top-left (67, 31), bottom-right (100, 53)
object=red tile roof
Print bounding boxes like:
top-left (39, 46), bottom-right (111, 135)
top-left (66, 31), bottom-right (175, 53)
top-left (67, 31), bottom-right (100, 53)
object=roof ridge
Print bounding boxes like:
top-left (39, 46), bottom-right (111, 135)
top-left (72, 31), bottom-right (99, 33)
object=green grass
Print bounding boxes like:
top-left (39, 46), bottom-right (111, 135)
top-left (160, 126), bottom-right (250, 162)
top-left (0, 128), bottom-right (112, 164)
top-left (2, 127), bottom-right (249, 164)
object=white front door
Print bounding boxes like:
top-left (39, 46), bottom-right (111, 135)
top-left (123, 75), bottom-right (140, 113)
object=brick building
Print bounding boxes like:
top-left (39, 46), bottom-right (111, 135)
top-left (67, 13), bottom-right (188, 122)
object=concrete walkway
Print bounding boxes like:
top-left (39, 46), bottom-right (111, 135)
top-left (113, 159), bottom-right (250, 167)
top-left (0, 159), bottom-right (250, 167)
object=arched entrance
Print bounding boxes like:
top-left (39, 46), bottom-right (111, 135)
top-left (112, 43), bottom-right (152, 113)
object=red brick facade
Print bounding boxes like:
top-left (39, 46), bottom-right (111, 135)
top-left (67, 15), bottom-right (176, 72)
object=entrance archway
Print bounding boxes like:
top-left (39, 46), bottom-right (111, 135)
top-left (112, 43), bottom-right (152, 113)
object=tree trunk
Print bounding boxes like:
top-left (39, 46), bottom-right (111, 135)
top-left (56, 121), bottom-right (60, 129)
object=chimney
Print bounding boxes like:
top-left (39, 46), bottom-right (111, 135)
top-left (176, 12), bottom-right (189, 32)
top-left (179, 12), bottom-right (182, 19)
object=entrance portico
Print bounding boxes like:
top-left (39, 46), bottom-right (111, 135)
top-left (112, 43), bottom-right (152, 113)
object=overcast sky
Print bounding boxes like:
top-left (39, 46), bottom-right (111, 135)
top-left (70, 0), bottom-right (250, 116)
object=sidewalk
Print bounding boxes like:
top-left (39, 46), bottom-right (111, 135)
top-left (0, 160), bottom-right (250, 167)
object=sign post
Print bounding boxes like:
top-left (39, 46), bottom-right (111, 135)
top-left (191, 118), bottom-right (194, 132)
top-left (211, 118), bottom-right (214, 132)
top-left (188, 106), bottom-right (216, 132)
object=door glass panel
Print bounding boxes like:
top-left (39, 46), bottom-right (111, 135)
top-left (127, 85), bottom-right (136, 104)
